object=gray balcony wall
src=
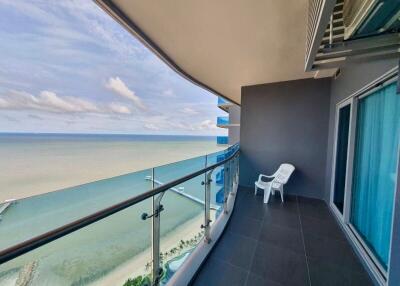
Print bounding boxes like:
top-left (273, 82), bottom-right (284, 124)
top-left (239, 78), bottom-right (331, 199)
top-left (228, 105), bottom-right (240, 144)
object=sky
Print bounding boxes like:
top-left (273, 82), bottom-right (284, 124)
top-left (0, 0), bottom-right (227, 136)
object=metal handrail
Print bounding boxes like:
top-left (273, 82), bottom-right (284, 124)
top-left (0, 147), bottom-right (240, 264)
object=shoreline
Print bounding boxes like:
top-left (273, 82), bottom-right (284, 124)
top-left (91, 212), bottom-right (209, 286)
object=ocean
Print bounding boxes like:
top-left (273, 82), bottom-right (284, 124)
top-left (0, 133), bottom-right (223, 202)
top-left (0, 133), bottom-right (227, 285)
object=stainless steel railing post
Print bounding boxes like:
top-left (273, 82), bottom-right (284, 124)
top-left (151, 192), bottom-right (164, 286)
top-left (223, 162), bottom-right (229, 214)
top-left (229, 158), bottom-right (235, 195)
top-left (151, 167), bottom-right (164, 286)
top-left (202, 170), bottom-right (213, 243)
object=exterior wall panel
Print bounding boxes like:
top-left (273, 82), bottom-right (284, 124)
top-left (239, 78), bottom-right (331, 199)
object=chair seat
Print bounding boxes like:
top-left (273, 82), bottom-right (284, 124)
top-left (255, 181), bottom-right (281, 189)
top-left (255, 180), bottom-right (270, 189)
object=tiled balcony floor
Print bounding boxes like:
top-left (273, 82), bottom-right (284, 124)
top-left (191, 187), bottom-right (373, 286)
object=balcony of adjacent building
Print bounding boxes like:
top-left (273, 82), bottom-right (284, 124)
top-left (216, 116), bottom-right (230, 128)
top-left (216, 135), bottom-right (228, 145)
top-left (217, 97), bottom-right (234, 112)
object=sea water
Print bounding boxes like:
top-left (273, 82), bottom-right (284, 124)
top-left (0, 133), bottom-right (226, 285)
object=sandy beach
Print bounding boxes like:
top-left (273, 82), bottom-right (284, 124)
top-left (92, 212), bottom-right (210, 286)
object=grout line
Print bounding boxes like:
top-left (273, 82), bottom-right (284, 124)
top-left (243, 192), bottom-right (265, 285)
top-left (297, 196), bottom-right (312, 286)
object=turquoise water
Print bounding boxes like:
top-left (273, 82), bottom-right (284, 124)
top-left (0, 133), bottom-right (227, 285)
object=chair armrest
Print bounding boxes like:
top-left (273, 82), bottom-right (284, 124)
top-left (258, 174), bottom-right (274, 182)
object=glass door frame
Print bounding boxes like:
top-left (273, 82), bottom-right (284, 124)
top-left (329, 72), bottom-right (399, 284)
top-left (329, 97), bottom-right (355, 221)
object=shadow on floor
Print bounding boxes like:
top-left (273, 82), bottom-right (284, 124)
top-left (190, 187), bottom-right (373, 286)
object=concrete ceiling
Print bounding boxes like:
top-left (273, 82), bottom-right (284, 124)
top-left (97, 0), bottom-right (315, 104)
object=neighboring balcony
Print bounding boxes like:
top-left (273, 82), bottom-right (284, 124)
top-left (217, 116), bottom-right (230, 128)
top-left (217, 136), bottom-right (228, 145)
top-left (217, 97), bottom-right (234, 112)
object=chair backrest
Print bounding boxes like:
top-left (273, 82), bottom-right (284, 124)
top-left (273, 163), bottom-right (295, 184)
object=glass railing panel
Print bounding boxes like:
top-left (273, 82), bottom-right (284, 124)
top-left (209, 166), bottom-right (225, 221)
top-left (0, 168), bottom-right (152, 252)
top-left (216, 116), bottom-right (229, 126)
top-left (206, 149), bottom-right (227, 166)
top-left (217, 97), bottom-right (231, 106)
top-left (216, 136), bottom-right (228, 145)
top-left (0, 198), bottom-right (152, 286)
top-left (153, 156), bottom-right (206, 201)
top-left (158, 174), bottom-right (205, 285)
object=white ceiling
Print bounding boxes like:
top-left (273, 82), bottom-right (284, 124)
top-left (102, 0), bottom-right (315, 104)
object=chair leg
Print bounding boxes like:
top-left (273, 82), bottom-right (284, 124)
top-left (280, 187), bottom-right (284, 203)
top-left (254, 185), bottom-right (258, 195)
top-left (264, 187), bottom-right (272, 204)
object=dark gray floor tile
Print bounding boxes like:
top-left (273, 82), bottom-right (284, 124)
top-left (192, 257), bottom-right (248, 286)
top-left (298, 196), bottom-right (333, 222)
top-left (263, 207), bottom-right (301, 229)
top-left (210, 231), bottom-right (257, 270)
top-left (227, 210), bottom-right (262, 240)
top-left (308, 257), bottom-right (373, 286)
top-left (349, 270), bottom-right (374, 286)
top-left (308, 256), bottom-right (351, 286)
top-left (303, 232), bottom-right (364, 273)
top-left (301, 215), bottom-right (346, 242)
top-left (259, 222), bottom-right (305, 255)
top-left (267, 194), bottom-right (299, 214)
top-left (233, 196), bottom-right (266, 221)
top-left (245, 273), bottom-right (283, 286)
top-left (304, 233), bottom-right (358, 268)
top-left (250, 242), bottom-right (309, 286)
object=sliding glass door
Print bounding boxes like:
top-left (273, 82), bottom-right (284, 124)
top-left (350, 82), bottom-right (400, 269)
top-left (332, 103), bottom-right (351, 214)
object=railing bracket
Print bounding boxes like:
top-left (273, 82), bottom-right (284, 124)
top-left (141, 204), bottom-right (164, 220)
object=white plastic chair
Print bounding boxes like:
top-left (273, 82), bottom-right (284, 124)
top-left (254, 163), bottom-right (295, 203)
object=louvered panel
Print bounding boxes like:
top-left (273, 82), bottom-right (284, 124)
top-left (305, 0), bottom-right (338, 71)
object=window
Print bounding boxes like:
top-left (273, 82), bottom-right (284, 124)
top-left (331, 77), bottom-right (400, 276)
top-left (332, 103), bottom-right (351, 214)
top-left (350, 82), bottom-right (399, 269)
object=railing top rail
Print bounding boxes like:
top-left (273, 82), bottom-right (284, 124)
top-left (0, 146), bottom-right (239, 264)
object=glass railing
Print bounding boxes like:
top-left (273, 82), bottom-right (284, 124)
top-left (217, 135), bottom-right (228, 145)
top-left (217, 97), bottom-right (232, 106)
top-left (217, 116), bottom-right (229, 126)
top-left (0, 144), bottom-right (239, 286)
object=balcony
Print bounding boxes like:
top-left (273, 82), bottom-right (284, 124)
top-left (192, 188), bottom-right (373, 286)
top-left (0, 145), bottom-right (240, 286)
top-left (217, 97), bottom-right (233, 111)
top-left (217, 135), bottom-right (228, 145)
top-left (217, 116), bottom-right (229, 128)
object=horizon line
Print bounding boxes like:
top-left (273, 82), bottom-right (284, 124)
top-left (0, 131), bottom-right (226, 137)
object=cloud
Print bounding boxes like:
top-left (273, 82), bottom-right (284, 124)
top-left (108, 102), bottom-right (131, 114)
top-left (144, 123), bottom-right (160, 130)
top-left (198, 119), bottom-right (217, 130)
top-left (182, 107), bottom-right (199, 115)
top-left (161, 89), bottom-right (176, 98)
top-left (0, 90), bottom-right (130, 115)
top-left (28, 114), bottom-right (44, 120)
top-left (105, 77), bottom-right (145, 110)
